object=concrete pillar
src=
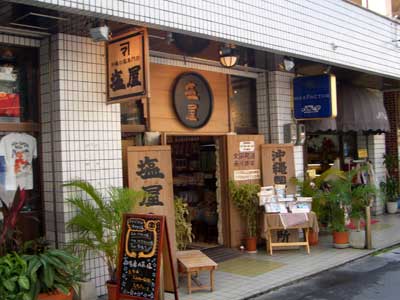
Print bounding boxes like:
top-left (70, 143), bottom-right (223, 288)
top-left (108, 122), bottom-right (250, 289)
top-left (40, 33), bottom-right (123, 296)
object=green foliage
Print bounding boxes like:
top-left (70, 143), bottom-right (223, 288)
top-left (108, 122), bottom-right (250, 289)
top-left (380, 178), bottom-right (399, 203)
top-left (174, 197), bottom-right (194, 251)
top-left (64, 180), bottom-right (145, 282)
top-left (22, 239), bottom-right (85, 299)
top-left (292, 168), bottom-right (344, 226)
top-left (325, 168), bottom-right (377, 232)
top-left (229, 180), bottom-right (260, 237)
top-left (0, 252), bottom-right (31, 300)
top-left (381, 154), bottom-right (399, 203)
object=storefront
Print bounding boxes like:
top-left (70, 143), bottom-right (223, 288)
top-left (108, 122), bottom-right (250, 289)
top-left (0, 44), bottom-right (42, 244)
top-left (114, 29), bottom-right (264, 249)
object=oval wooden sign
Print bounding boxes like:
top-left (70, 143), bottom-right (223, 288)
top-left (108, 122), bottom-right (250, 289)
top-left (172, 72), bottom-right (213, 129)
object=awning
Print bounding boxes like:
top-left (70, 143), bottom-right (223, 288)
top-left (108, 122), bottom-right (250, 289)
top-left (305, 84), bottom-right (389, 134)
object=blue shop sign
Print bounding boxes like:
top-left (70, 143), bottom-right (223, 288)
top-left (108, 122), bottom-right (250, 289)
top-left (293, 74), bottom-right (337, 119)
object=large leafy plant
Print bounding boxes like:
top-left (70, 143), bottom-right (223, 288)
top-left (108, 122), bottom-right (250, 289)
top-left (65, 180), bottom-right (145, 282)
top-left (292, 168), bottom-right (343, 226)
top-left (0, 189), bottom-right (28, 256)
top-left (0, 252), bottom-right (31, 300)
top-left (325, 168), bottom-right (376, 232)
top-left (22, 239), bottom-right (84, 298)
top-left (229, 181), bottom-right (260, 237)
top-left (174, 197), bottom-right (194, 251)
top-left (380, 154), bottom-right (399, 203)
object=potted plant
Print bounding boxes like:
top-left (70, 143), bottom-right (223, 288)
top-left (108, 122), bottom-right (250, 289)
top-left (22, 239), bottom-right (85, 300)
top-left (229, 180), bottom-right (260, 253)
top-left (64, 180), bottom-right (145, 300)
top-left (292, 168), bottom-right (342, 245)
top-left (380, 154), bottom-right (399, 214)
top-left (0, 252), bottom-right (31, 300)
top-left (325, 170), bottom-right (353, 248)
top-left (380, 177), bottom-right (399, 214)
top-left (174, 197), bottom-right (194, 251)
top-left (349, 183), bottom-right (377, 249)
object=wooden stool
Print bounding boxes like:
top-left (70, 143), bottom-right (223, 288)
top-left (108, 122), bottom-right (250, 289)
top-left (177, 250), bottom-right (218, 294)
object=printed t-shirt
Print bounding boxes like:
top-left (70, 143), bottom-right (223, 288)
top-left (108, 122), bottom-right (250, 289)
top-left (0, 133), bottom-right (37, 190)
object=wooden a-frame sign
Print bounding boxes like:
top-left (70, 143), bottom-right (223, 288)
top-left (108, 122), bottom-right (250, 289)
top-left (117, 214), bottom-right (178, 300)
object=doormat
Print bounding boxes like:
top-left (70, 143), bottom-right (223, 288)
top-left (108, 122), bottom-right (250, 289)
top-left (218, 257), bottom-right (284, 277)
top-left (201, 246), bottom-right (241, 263)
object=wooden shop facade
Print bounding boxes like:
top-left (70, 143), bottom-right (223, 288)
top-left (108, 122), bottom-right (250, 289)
top-left (111, 28), bottom-right (296, 252)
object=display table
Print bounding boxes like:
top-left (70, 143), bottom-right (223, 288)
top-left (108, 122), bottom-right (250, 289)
top-left (262, 212), bottom-right (319, 255)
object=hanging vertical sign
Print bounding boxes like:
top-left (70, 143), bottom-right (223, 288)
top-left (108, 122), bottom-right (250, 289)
top-left (293, 74), bottom-right (337, 119)
top-left (107, 28), bottom-right (149, 104)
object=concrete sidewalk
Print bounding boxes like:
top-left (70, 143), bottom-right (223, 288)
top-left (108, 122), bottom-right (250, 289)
top-left (171, 214), bottom-right (400, 300)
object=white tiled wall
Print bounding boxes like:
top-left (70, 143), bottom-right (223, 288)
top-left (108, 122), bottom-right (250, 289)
top-left (40, 33), bottom-right (123, 296)
top-left (257, 70), bottom-right (304, 179)
top-left (16, 0), bottom-right (400, 79)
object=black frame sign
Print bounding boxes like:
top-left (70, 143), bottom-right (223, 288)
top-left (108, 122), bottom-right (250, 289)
top-left (172, 72), bottom-right (213, 128)
top-left (107, 28), bottom-right (149, 104)
top-left (117, 214), bottom-right (178, 300)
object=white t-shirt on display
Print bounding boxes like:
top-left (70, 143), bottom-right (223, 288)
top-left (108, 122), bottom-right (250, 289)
top-left (0, 133), bottom-right (37, 191)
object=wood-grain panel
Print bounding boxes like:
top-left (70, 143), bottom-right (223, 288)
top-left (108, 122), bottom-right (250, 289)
top-left (149, 64), bottom-right (230, 133)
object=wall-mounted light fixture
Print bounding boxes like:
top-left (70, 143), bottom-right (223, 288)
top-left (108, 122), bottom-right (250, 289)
top-left (283, 56), bottom-right (295, 72)
top-left (219, 45), bottom-right (239, 68)
top-left (90, 25), bottom-right (110, 42)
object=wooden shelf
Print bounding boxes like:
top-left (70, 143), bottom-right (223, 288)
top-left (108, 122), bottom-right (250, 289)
top-left (0, 122), bottom-right (40, 132)
top-left (121, 124), bottom-right (146, 133)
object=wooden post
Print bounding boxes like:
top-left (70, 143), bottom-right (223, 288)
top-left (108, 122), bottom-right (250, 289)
top-left (365, 205), bottom-right (372, 249)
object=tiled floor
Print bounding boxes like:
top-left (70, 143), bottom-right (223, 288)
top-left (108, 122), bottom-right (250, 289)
top-left (169, 214), bottom-right (400, 300)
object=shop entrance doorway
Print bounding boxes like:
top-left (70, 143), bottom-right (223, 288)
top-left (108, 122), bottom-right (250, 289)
top-left (168, 135), bottom-right (220, 248)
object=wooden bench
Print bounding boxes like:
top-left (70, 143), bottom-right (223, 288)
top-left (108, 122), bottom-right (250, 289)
top-left (176, 250), bottom-right (218, 294)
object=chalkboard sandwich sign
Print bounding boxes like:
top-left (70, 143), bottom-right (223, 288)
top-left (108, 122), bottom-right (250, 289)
top-left (117, 213), bottom-right (178, 300)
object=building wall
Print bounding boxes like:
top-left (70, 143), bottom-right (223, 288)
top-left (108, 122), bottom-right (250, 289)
top-left (384, 91), bottom-right (400, 179)
top-left (40, 33), bottom-right (123, 296)
top-left (17, 0), bottom-right (400, 79)
top-left (257, 70), bottom-right (304, 179)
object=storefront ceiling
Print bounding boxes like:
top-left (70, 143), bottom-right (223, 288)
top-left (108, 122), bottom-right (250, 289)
top-left (294, 58), bottom-right (400, 91)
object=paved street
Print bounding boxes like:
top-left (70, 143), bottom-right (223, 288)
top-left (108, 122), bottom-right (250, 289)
top-left (253, 247), bottom-right (400, 300)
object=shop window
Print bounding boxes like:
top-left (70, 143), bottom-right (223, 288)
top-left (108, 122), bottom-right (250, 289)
top-left (306, 133), bottom-right (357, 175)
top-left (0, 45), bottom-right (41, 243)
top-left (120, 100), bottom-right (144, 125)
top-left (230, 76), bottom-right (257, 134)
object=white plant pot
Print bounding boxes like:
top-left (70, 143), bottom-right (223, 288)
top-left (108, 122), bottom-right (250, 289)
top-left (387, 202), bottom-right (398, 214)
top-left (74, 280), bottom-right (97, 300)
top-left (349, 230), bottom-right (365, 249)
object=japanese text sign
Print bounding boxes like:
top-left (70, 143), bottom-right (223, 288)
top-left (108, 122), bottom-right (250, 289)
top-left (172, 72), bottom-right (213, 128)
top-left (107, 29), bottom-right (149, 104)
top-left (127, 146), bottom-right (177, 291)
top-left (261, 144), bottom-right (295, 192)
top-left (293, 74), bottom-right (337, 119)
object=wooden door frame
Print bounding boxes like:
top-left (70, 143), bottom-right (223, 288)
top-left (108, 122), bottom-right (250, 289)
top-left (163, 133), bottom-right (231, 247)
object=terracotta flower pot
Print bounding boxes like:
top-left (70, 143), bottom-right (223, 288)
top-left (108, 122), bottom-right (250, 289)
top-left (37, 290), bottom-right (73, 300)
top-left (107, 281), bottom-right (118, 300)
top-left (308, 229), bottom-right (319, 246)
top-left (332, 231), bottom-right (350, 249)
top-left (246, 237), bottom-right (257, 253)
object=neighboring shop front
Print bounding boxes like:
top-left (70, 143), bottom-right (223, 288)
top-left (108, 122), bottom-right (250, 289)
top-left (0, 38), bottom-right (42, 245)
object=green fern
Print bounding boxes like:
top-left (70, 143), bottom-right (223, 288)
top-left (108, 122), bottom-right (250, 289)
top-left (64, 180), bottom-right (145, 282)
